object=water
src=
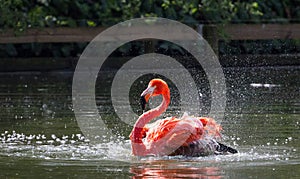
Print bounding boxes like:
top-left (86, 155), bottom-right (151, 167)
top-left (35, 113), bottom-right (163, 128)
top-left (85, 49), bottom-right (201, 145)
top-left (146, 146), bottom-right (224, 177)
top-left (0, 66), bottom-right (299, 178)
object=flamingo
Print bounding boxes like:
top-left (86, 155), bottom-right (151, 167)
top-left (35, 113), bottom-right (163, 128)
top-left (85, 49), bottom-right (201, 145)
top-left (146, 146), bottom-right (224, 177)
top-left (130, 78), bottom-right (237, 157)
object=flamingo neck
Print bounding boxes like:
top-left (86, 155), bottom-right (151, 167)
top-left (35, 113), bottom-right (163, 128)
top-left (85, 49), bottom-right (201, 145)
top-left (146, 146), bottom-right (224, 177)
top-left (131, 91), bottom-right (170, 143)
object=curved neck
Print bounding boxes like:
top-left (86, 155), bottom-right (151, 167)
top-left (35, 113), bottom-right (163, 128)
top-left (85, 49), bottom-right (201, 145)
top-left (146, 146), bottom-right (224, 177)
top-left (137, 92), bottom-right (170, 127)
top-left (131, 90), bottom-right (170, 143)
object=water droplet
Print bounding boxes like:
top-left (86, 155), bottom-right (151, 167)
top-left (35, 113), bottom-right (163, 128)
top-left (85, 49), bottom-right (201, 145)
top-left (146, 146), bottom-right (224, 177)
top-left (47, 140), bottom-right (54, 144)
top-left (51, 134), bottom-right (57, 140)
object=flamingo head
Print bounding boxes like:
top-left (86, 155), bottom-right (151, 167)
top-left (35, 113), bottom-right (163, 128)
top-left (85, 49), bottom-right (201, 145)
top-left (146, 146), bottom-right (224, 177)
top-left (140, 79), bottom-right (169, 110)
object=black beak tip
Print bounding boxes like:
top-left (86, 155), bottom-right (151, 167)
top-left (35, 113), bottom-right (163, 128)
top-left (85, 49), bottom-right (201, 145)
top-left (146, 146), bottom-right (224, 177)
top-left (140, 96), bottom-right (146, 111)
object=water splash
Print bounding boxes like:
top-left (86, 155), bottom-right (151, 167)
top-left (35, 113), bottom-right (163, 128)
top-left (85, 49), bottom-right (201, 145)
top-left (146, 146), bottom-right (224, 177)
top-left (0, 130), bottom-right (132, 161)
top-left (0, 130), bottom-right (298, 166)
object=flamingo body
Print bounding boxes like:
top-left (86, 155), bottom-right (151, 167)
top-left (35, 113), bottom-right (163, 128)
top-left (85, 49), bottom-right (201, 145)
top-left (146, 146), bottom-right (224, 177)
top-left (130, 79), bottom-right (237, 156)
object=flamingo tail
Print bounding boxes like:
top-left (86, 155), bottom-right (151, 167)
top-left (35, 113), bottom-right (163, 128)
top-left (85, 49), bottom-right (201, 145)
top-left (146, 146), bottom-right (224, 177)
top-left (215, 142), bottom-right (238, 155)
top-left (170, 139), bottom-right (238, 157)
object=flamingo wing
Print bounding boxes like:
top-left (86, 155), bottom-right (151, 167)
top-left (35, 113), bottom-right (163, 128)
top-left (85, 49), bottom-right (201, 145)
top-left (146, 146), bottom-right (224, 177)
top-left (141, 115), bottom-right (206, 155)
top-left (140, 113), bottom-right (224, 156)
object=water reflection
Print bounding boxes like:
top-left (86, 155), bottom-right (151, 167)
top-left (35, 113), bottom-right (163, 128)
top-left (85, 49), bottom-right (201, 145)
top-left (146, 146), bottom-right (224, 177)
top-left (130, 160), bottom-right (222, 178)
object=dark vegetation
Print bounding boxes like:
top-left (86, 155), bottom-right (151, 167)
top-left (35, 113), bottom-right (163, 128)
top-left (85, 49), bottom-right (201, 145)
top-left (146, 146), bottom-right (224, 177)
top-left (0, 0), bottom-right (299, 58)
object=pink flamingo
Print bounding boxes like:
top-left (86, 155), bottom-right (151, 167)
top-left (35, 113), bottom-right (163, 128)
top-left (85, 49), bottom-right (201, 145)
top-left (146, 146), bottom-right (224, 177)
top-left (130, 78), bottom-right (237, 156)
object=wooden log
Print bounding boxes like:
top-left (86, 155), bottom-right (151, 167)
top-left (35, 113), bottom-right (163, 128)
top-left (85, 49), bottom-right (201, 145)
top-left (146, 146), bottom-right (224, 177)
top-left (0, 27), bottom-right (106, 44)
top-left (0, 24), bottom-right (299, 44)
top-left (0, 25), bottom-right (205, 43)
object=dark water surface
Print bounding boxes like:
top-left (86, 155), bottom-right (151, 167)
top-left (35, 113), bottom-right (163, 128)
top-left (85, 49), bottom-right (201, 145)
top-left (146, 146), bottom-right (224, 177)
top-left (0, 66), bottom-right (299, 178)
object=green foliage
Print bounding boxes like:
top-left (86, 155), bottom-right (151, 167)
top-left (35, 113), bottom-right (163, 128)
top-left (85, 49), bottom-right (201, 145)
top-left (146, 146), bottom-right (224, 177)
top-left (0, 0), bottom-right (143, 30)
top-left (0, 0), bottom-right (25, 32)
top-left (1, 0), bottom-right (299, 31)
top-left (140, 0), bottom-right (201, 24)
top-left (0, 0), bottom-right (299, 58)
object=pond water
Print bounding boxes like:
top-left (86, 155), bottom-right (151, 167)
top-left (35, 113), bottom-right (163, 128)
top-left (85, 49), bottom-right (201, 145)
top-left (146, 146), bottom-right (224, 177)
top-left (0, 65), bottom-right (299, 178)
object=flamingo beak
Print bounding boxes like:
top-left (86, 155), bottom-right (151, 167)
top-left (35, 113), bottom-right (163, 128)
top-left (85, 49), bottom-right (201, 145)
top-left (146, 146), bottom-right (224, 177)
top-left (140, 86), bottom-right (155, 111)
